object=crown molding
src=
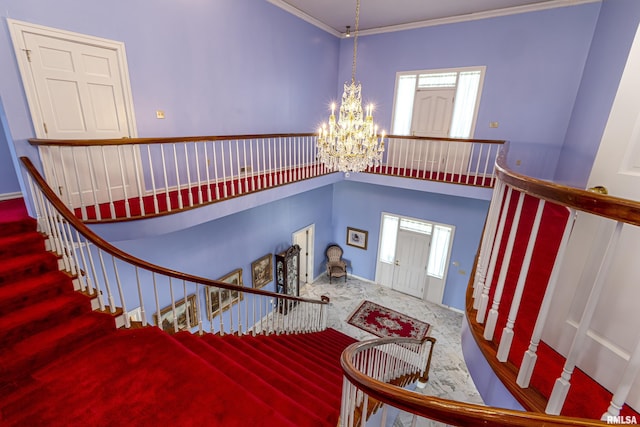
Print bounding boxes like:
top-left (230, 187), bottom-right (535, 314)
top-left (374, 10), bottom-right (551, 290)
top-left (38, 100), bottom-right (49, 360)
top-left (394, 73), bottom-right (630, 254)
top-left (266, 0), bottom-right (342, 37)
top-left (267, 0), bottom-right (601, 38)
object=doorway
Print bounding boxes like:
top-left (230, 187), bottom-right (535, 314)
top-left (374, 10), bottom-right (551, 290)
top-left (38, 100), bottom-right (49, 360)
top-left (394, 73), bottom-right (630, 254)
top-left (292, 225), bottom-right (315, 287)
top-left (8, 19), bottom-right (139, 207)
top-left (376, 213), bottom-right (454, 304)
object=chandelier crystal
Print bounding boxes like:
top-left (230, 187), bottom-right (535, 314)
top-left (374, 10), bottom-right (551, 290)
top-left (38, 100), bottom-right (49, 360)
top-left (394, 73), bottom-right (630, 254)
top-left (317, 0), bottom-right (385, 173)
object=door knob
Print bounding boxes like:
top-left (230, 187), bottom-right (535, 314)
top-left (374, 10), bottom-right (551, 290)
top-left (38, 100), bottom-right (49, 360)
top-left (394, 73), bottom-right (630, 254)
top-left (588, 185), bottom-right (608, 195)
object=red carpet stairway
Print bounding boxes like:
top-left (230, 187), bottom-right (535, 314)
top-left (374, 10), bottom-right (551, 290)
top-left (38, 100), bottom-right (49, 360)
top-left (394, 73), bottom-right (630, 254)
top-left (0, 199), bottom-right (355, 426)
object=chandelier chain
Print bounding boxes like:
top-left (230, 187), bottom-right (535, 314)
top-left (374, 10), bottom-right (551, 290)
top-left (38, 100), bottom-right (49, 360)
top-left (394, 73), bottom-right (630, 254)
top-left (352, 0), bottom-right (360, 82)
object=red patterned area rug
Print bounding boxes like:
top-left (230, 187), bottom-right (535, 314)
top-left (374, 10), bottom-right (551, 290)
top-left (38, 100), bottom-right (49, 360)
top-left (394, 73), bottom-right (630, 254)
top-left (347, 300), bottom-right (431, 339)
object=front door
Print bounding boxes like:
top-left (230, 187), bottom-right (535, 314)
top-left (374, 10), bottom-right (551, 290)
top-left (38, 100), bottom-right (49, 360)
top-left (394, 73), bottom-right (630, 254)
top-left (391, 229), bottom-right (431, 299)
top-left (543, 22), bottom-right (640, 410)
top-left (9, 19), bottom-right (139, 207)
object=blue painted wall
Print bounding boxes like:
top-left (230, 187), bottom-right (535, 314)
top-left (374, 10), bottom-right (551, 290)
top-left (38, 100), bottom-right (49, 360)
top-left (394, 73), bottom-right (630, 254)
top-left (0, 0), bottom-right (339, 163)
top-left (0, 98), bottom-right (21, 197)
top-left (335, 4), bottom-right (601, 179)
top-left (554, 0), bottom-right (640, 187)
top-left (331, 181), bottom-right (489, 310)
top-left (114, 185), bottom-right (335, 292)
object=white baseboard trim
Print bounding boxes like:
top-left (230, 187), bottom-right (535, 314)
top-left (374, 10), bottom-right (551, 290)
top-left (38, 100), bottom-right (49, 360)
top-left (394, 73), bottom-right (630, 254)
top-left (0, 192), bottom-right (22, 201)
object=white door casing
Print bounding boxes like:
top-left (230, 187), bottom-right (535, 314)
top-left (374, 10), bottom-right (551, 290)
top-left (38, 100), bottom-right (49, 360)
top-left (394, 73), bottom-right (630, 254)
top-left (543, 22), bottom-right (640, 410)
top-left (9, 19), bottom-right (139, 207)
top-left (392, 229), bottom-right (431, 299)
top-left (293, 225), bottom-right (314, 287)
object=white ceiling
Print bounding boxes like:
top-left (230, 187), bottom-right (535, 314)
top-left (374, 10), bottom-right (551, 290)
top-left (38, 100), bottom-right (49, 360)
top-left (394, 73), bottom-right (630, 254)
top-left (267, 0), bottom-right (599, 36)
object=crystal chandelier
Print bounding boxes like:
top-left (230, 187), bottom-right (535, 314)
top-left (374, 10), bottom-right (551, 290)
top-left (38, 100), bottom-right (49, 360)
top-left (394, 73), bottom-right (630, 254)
top-left (317, 0), bottom-right (385, 173)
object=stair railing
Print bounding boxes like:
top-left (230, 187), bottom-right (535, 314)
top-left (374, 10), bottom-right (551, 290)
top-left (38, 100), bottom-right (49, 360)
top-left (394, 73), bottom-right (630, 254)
top-left (21, 156), bottom-right (328, 336)
top-left (29, 134), bottom-right (503, 222)
top-left (340, 338), bottom-right (604, 427)
top-left (469, 142), bottom-right (640, 420)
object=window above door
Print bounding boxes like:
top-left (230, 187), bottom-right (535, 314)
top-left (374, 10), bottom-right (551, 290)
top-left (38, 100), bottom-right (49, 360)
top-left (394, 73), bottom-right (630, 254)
top-left (391, 66), bottom-right (486, 138)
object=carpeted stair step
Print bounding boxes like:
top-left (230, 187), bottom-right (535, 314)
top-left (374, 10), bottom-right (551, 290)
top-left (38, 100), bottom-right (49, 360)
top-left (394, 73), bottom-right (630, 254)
top-left (274, 331), bottom-right (354, 365)
top-left (2, 328), bottom-right (300, 426)
top-left (174, 332), bottom-right (330, 426)
top-left (191, 333), bottom-right (341, 412)
top-left (0, 231), bottom-right (45, 259)
top-left (0, 292), bottom-right (92, 347)
top-left (0, 271), bottom-right (72, 316)
top-left (0, 311), bottom-right (115, 396)
top-left (0, 217), bottom-right (36, 237)
top-left (281, 328), bottom-right (357, 355)
top-left (254, 333), bottom-right (344, 376)
top-left (0, 252), bottom-right (60, 286)
top-left (213, 334), bottom-right (341, 392)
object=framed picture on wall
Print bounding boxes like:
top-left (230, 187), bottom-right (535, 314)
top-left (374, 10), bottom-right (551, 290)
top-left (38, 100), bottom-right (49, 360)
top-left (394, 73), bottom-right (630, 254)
top-left (207, 268), bottom-right (244, 319)
top-left (346, 227), bottom-right (368, 250)
top-left (251, 253), bottom-right (273, 288)
top-left (154, 294), bottom-right (198, 333)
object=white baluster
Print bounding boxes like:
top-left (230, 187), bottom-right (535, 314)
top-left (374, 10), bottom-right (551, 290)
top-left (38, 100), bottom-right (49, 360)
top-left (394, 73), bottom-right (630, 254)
top-left (213, 142), bottom-right (221, 199)
top-left (268, 138), bottom-right (273, 187)
top-left (497, 198), bottom-right (545, 361)
top-left (145, 145), bottom-right (159, 214)
top-left (132, 144), bottom-right (145, 216)
top-left (160, 145), bottom-right (171, 211)
top-left (70, 147), bottom-right (87, 219)
top-left (183, 144), bottom-right (193, 207)
top-left (249, 139), bottom-right (256, 192)
top-left (235, 139), bottom-right (241, 194)
top-left (194, 143), bottom-right (203, 205)
top-left (477, 186), bottom-right (513, 323)
top-left (135, 267), bottom-right (147, 326)
top-left (482, 145), bottom-right (493, 186)
top-left (602, 330), bottom-right (640, 421)
top-left (100, 146), bottom-right (116, 218)
top-left (546, 221), bottom-right (624, 415)
top-left (55, 147), bottom-right (74, 209)
top-left (220, 142), bottom-right (228, 198)
top-left (97, 249), bottom-right (116, 313)
top-left (203, 142), bottom-right (212, 202)
top-left (516, 209), bottom-right (575, 388)
top-left (116, 145), bottom-right (131, 217)
top-left (473, 144), bottom-right (483, 186)
top-left (473, 180), bottom-right (505, 307)
top-left (484, 191), bottom-right (525, 340)
top-left (84, 147), bottom-right (102, 220)
top-left (112, 256), bottom-right (129, 327)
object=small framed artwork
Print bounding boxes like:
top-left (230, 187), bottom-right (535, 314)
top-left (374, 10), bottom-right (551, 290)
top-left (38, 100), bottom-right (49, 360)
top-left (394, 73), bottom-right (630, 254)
top-left (346, 227), bottom-right (368, 250)
top-left (251, 253), bottom-right (273, 288)
top-left (154, 294), bottom-right (198, 333)
top-left (207, 269), bottom-right (244, 320)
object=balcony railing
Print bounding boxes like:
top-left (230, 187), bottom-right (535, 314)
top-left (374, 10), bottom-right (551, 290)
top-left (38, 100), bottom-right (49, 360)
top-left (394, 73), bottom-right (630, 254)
top-left (21, 156), bottom-right (328, 337)
top-left (338, 143), bottom-right (640, 426)
top-left (29, 134), bottom-right (503, 222)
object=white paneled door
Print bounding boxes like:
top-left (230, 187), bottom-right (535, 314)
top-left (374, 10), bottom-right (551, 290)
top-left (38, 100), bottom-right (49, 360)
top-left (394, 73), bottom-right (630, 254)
top-left (544, 22), bottom-right (640, 411)
top-left (391, 229), bottom-right (431, 299)
top-left (9, 19), bottom-right (139, 207)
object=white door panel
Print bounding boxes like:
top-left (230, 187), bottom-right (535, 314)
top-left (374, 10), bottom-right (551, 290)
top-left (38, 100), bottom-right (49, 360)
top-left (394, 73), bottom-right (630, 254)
top-left (392, 229), bottom-right (430, 299)
top-left (293, 225), bottom-right (314, 287)
top-left (544, 23), bottom-right (640, 410)
top-left (10, 19), bottom-right (139, 208)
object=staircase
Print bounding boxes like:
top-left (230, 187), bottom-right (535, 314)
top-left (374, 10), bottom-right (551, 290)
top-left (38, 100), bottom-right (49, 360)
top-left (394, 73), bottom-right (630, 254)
top-left (0, 198), bottom-right (355, 426)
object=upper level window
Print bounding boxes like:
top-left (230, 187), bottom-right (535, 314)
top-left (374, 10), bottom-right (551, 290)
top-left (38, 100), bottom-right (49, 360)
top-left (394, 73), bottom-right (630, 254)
top-left (391, 67), bottom-right (485, 138)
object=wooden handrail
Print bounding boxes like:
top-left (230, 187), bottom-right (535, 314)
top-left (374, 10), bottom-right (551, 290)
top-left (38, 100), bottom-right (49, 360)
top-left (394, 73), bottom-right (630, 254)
top-left (496, 143), bottom-right (640, 226)
top-left (20, 156), bottom-right (327, 306)
top-left (28, 133), bottom-right (505, 147)
top-left (341, 338), bottom-right (607, 427)
top-left (28, 133), bottom-right (318, 146)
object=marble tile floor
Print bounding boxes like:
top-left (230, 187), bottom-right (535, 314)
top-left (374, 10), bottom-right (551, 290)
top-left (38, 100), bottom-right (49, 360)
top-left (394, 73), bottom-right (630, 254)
top-left (300, 275), bottom-right (484, 427)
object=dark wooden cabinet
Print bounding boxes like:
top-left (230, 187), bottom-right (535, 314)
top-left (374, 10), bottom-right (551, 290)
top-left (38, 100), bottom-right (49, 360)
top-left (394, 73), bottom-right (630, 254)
top-left (275, 244), bottom-right (300, 313)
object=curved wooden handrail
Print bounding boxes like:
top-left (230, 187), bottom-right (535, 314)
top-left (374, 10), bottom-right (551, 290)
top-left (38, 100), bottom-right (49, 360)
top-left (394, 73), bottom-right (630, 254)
top-left (496, 143), bottom-right (640, 226)
top-left (20, 156), bottom-right (327, 306)
top-left (341, 338), bottom-right (607, 427)
top-left (28, 133), bottom-right (505, 147)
